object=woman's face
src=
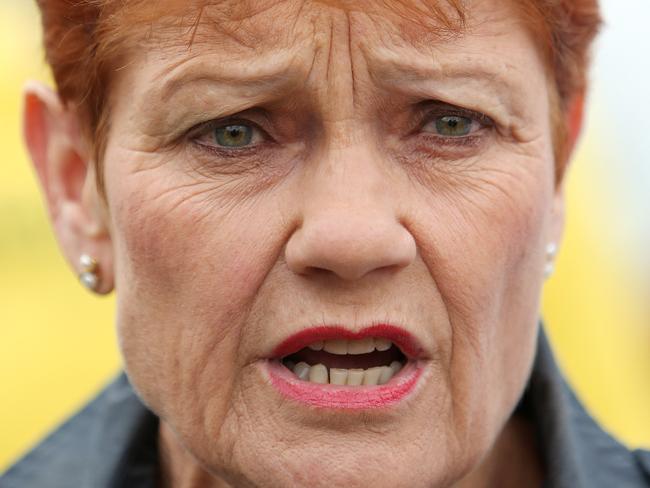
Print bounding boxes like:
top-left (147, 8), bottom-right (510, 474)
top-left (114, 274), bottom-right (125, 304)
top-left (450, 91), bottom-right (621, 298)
top-left (98, 0), bottom-right (560, 485)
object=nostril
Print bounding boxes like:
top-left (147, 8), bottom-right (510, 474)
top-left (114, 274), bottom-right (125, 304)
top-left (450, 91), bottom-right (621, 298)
top-left (302, 262), bottom-right (404, 281)
top-left (301, 266), bottom-right (334, 277)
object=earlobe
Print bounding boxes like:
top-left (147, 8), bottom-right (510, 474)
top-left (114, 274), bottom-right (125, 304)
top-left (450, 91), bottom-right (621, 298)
top-left (23, 81), bottom-right (114, 294)
top-left (547, 189), bottom-right (565, 277)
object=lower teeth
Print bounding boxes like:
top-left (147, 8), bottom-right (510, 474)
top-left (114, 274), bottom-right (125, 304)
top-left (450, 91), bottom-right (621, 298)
top-left (285, 361), bottom-right (403, 386)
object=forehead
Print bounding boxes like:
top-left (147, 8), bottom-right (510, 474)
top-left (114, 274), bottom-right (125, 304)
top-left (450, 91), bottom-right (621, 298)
top-left (112, 0), bottom-right (539, 87)
top-left (113, 0), bottom-right (524, 57)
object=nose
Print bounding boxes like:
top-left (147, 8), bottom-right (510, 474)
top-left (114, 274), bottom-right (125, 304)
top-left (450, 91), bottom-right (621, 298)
top-left (285, 148), bottom-right (416, 281)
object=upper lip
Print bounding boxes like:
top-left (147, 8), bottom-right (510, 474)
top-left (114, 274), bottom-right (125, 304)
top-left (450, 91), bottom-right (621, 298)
top-left (271, 323), bottom-right (426, 360)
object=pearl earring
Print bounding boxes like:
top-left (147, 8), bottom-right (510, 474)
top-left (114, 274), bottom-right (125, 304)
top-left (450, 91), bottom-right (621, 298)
top-left (79, 254), bottom-right (100, 292)
top-left (544, 243), bottom-right (557, 279)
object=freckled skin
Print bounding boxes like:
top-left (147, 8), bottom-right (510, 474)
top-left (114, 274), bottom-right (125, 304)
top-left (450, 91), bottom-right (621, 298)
top-left (98, 0), bottom-right (559, 486)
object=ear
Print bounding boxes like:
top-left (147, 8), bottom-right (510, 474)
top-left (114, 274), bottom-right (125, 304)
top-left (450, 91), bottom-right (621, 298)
top-left (23, 81), bottom-right (114, 294)
top-left (565, 91), bottom-right (586, 168)
top-left (549, 91), bottom-right (586, 252)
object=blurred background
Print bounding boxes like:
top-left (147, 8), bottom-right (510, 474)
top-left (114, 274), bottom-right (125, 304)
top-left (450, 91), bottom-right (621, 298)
top-left (1, 0), bottom-right (649, 471)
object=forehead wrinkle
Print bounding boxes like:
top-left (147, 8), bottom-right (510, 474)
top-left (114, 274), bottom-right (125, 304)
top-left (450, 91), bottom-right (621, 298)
top-left (120, 1), bottom-right (306, 62)
top-left (362, 0), bottom-right (523, 83)
top-left (134, 0), bottom-right (463, 53)
top-left (118, 0), bottom-right (464, 73)
top-left (194, 2), bottom-right (295, 49)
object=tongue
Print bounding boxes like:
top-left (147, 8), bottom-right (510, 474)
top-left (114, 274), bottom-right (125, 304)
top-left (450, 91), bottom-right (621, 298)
top-left (286, 347), bottom-right (402, 369)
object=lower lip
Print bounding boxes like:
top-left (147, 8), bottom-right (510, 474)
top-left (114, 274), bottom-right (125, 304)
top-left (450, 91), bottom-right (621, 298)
top-left (265, 360), bottom-right (424, 409)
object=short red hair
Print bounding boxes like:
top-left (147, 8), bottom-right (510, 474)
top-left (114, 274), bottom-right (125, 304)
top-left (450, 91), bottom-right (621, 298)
top-left (35, 0), bottom-right (601, 192)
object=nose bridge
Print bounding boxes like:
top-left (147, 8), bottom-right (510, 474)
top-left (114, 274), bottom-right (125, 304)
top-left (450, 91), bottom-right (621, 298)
top-left (285, 143), bottom-right (416, 281)
top-left (310, 140), bottom-right (387, 211)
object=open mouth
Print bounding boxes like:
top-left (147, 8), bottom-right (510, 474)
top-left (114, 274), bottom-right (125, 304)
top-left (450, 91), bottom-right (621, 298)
top-left (281, 338), bottom-right (406, 386)
top-left (266, 324), bottom-right (425, 408)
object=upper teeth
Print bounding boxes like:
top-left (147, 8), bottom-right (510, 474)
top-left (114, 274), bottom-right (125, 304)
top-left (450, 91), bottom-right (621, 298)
top-left (308, 337), bottom-right (394, 355)
top-left (287, 361), bottom-right (404, 386)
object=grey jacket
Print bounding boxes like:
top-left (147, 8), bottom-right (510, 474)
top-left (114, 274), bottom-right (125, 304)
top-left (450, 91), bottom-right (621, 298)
top-left (2, 329), bottom-right (649, 487)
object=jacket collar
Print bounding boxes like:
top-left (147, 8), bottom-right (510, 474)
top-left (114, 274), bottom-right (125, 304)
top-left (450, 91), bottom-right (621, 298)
top-left (524, 330), bottom-right (649, 488)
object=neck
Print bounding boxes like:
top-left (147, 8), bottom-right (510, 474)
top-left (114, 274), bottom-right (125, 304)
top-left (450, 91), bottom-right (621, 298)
top-left (456, 413), bottom-right (543, 488)
top-left (158, 423), bottom-right (230, 488)
top-left (158, 414), bottom-right (543, 488)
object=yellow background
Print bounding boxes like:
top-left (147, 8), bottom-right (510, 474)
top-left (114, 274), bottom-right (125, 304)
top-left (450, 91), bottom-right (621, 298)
top-left (1, 1), bottom-right (649, 471)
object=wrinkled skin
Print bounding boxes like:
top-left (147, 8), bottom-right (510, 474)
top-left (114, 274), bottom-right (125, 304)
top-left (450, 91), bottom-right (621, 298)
top-left (25, 0), bottom-right (580, 486)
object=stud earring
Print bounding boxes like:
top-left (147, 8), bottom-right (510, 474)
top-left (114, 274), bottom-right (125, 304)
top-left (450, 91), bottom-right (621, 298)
top-left (79, 254), bottom-right (100, 292)
top-left (544, 242), bottom-right (557, 279)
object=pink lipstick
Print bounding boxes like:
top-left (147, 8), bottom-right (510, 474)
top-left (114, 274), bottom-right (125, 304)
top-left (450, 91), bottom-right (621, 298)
top-left (265, 324), bottom-right (426, 409)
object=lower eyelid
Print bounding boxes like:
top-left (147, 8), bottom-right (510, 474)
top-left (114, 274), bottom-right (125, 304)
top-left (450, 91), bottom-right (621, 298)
top-left (427, 134), bottom-right (484, 145)
top-left (190, 141), bottom-right (263, 160)
top-left (414, 132), bottom-right (488, 152)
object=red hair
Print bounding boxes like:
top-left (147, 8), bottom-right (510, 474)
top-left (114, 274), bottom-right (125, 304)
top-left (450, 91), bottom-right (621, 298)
top-left (35, 0), bottom-right (601, 192)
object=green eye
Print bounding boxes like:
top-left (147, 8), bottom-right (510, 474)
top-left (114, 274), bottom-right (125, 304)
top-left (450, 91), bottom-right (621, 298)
top-left (214, 124), bottom-right (254, 147)
top-left (434, 115), bottom-right (473, 137)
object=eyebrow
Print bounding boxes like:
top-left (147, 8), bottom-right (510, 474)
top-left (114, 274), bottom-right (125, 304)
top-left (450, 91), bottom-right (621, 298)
top-left (367, 50), bottom-right (524, 108)
top-left (155, 51), bottom-right (307, 103)
top-left (371, 58), bottom-right (506, 84)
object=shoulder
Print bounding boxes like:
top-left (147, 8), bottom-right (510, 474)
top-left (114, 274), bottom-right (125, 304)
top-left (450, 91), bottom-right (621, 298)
top-left (0, 373), bottom-right (157, 488)
top-left (526, 329), bottom-right (650, 487)
top-left (566, 389), bottom-right (650, 488)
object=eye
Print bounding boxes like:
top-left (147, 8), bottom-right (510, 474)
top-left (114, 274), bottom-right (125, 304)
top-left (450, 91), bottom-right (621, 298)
top-left (423, 114), bottom-right (482, 137)
top-left (215, 124), bottom-right (254, 147)
top-left (192, 120), bottom-right (266, 150)
top-left (434, 115), bottom-right (473, 136)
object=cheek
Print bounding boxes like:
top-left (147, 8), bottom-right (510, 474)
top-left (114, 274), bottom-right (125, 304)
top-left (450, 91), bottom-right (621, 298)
top-left (412, 157), bottom-right (553, 442)
top-left (416, 162), bottom-right (550, 317)
top-left (107, 167), bottom-right (285, 423)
